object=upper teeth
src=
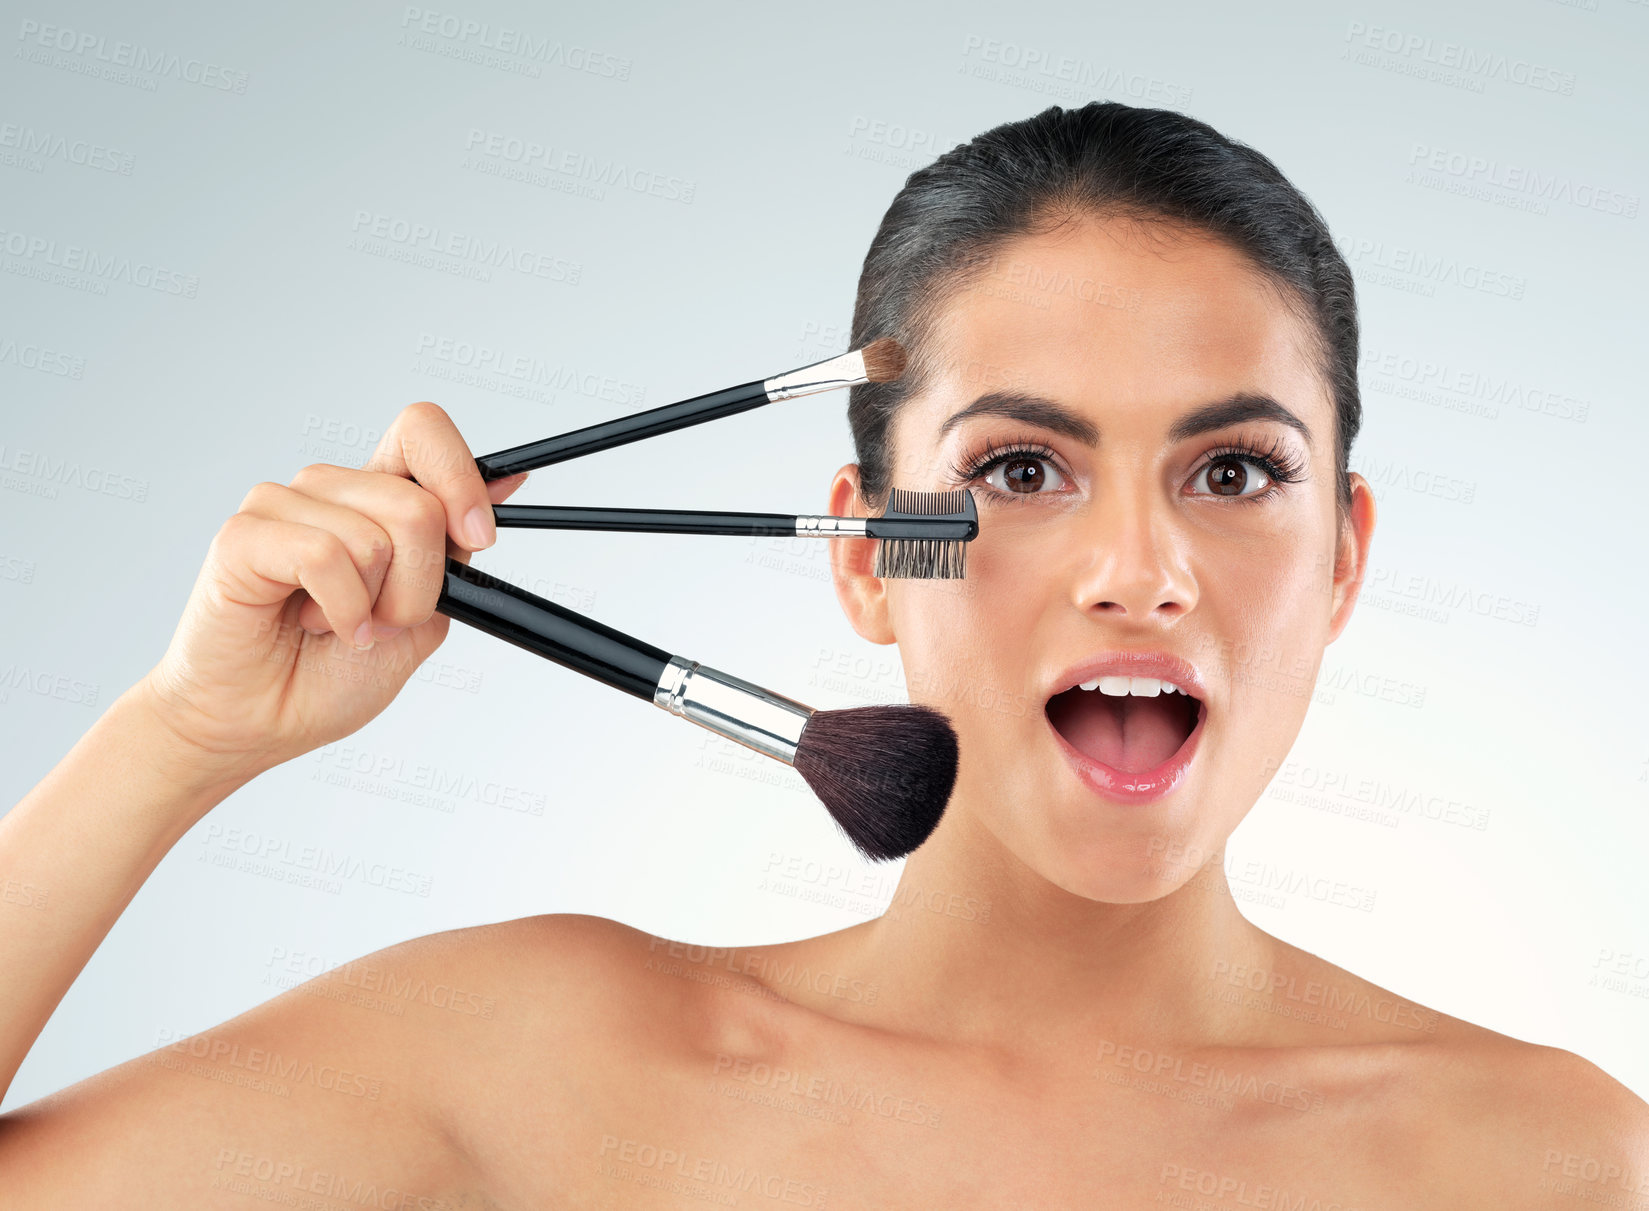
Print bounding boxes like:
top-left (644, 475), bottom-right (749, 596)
top-left (1077, 676), bottom-right (1188, 697)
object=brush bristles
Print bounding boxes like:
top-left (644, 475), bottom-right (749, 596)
top-left (859, 338), bottom-right (907, 384)
top-left (885, 487), bottom-right (968, 515)
top-left (874, 486), bottom-right (972, 579)
top-left (791, 704), bottom-right (958, 862)
top-left (875, 539), bottom-right (967, 580)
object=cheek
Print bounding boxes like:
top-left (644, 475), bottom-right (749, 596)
top-left (888, 571), bottom-right (1047, 741)
top-left (1195, 536), bottom-right (1334, 735)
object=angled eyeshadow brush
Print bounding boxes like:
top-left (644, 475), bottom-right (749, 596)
top-left (472, 339), bottom-right (907, 480)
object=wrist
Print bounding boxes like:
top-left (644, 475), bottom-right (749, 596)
top-left (116, 678), bottom-right (261, 814)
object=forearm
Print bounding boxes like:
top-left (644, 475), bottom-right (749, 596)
top-left (0, 680), bottom-right (246, 1101)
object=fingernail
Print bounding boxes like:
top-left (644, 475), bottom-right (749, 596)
top-left (353, 621), bottom-right (375, 650)
top-left (373, 625), bottom-right (405, 641)
top-left (464, 505), bottom-right (494, 549)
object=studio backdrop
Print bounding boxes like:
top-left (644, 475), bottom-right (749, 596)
top-left (2, 0), bottom-right (1645, 1110)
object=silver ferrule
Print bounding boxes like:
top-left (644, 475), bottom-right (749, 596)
top-left (653, 655), bottom-right (814, 765)
top-left (794, 514), bottom-right (869, 537)
top-left (763, 348), bottom-right (869, 402)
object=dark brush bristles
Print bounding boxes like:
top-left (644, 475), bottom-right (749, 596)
top-left (859, 337), bottom-right (907, 384)
top-left (791, 704), bottom-right (959, 862)
top-left (873, 486), bottom-right (973, 580)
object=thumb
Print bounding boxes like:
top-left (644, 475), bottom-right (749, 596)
top-left (487, 471), bottom-right (530, 504)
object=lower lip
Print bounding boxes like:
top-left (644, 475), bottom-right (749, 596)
top-left (1044, 697), bottom-right (1206, 805)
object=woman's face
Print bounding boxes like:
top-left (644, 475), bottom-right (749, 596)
top-left (832, 213), bottom-right (1374, 904)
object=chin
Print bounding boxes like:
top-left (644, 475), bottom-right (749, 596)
top-left (1032, 819), bottom-right (1211, 904)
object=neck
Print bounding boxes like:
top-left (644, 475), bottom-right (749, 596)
top-left (841, 801), bottom-right (1277, 1060)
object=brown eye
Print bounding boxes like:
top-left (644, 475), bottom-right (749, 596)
top-left (1189, 456), bottom-right (1273, 498)
top-left (1001, 458), bottom-right (1048, 493)
top-left (982, 455), bottom-right (1065, 497)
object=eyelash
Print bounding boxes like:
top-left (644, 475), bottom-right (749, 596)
top-left (947, 433), bottom-right (1308, 503)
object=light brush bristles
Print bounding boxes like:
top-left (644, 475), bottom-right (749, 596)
top-left (873, 487), bottom-right (974, 580)
top-left (858, 337), bottom-right (907, 384)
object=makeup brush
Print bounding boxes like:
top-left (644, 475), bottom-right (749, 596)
top-left (472, 339), bottom-right (907, 481)
top-left (490, 487), bottom-right (979, 580)
top-left (437, 559), bottom-right (957, 861)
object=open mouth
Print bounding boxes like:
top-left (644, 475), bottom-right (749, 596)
top-left (1045, 676), bottom-right (1202, 775)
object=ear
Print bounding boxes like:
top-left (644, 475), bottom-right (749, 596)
top-left (1327, 471), bottom-right (1376, 644)
top-left (826, 463), bottom-right (896, 645)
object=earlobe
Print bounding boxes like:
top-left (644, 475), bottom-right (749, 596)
top-left (1327, 471), bottom-right (1377, 644)
top-left (827, 464), bottom-right (897, 645)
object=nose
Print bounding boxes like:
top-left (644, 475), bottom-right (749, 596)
top-left (1069, 490), bottom-right (1197, 620)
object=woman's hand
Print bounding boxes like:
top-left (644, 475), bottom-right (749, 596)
top-left (137, 401), bottom-right (529, 793)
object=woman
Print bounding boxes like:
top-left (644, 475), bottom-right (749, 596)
top-left (3, 102), bottom-right (1644, 1205)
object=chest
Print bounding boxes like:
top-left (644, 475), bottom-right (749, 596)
top-left (494, 1028), bottom-right (1418, 1210)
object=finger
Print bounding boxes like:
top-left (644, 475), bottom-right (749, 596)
top-left (363, 402), bottom-right (497, 553)
top-left (213, 512), bottom-right (377, 650)
top-left (490, 471), bottom-right (529, 502)
top-left (285, 463), bottom-right (450, 632)
top-left (446, 472), bottom-right (529, 573)
top-left (238, 480), bottom-right (396, 638)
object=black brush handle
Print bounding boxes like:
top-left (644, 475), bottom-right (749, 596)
top-left (493, 504), bottom-right (799, 535)
top-left (491, 504), bottom-right (977, 540)
top-left (474, 379), bottom-right (769, 480)
top-left (437, 558), bottom-right (671, 702)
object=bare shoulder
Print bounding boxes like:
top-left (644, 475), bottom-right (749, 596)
top-left (0, 913), bottom-right (648, 1203)
top-left (428, 913), bottom-right (801, 1202)
top-left (1420, 1027), bottom-right (1649, 1207)
top-left (1261, 940), bottom-right (1649, 1205)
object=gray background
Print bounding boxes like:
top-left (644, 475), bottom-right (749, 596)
top-left (2, 0), bottom-right (1645, 1111)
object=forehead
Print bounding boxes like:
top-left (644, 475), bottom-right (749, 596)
top-left (902, 214), bottom-right (1327, 449)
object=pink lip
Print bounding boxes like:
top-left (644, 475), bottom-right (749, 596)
top-left (1044, 650), bottom-right (1207, 702)
top-left (1045, 697), bottom-right (1206, 804)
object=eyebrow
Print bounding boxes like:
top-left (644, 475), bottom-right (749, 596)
top-left (937, 390), bottom-right (1313, 447)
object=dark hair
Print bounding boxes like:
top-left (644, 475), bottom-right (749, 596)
top-left (847, 101), bottom-right (1360, 515)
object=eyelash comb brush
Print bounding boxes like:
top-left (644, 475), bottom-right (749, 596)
top-left (489, 487), bottom-right (979, 580)
top-left (435, 558), bottom-right (959, 861)
top-left (471, 339), bottom-right (907, 481)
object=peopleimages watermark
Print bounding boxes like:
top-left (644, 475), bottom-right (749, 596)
top-left (0, 442), bottom-right (150, 504)
top-left (151, 1028), bottom-right (387, 1100)
top-left (1207, 958), bottom-right (1440, 1033)
top-left (1262, 756), bottom-right (1491, 833)
top-left (645, 935), bottom-right (880, 1006)
top-left (0, 225), bottom-right (200, 297)
top-left (397, 8), bottom-right (631, 80)
top-left (462, 128), bottom-right (694, 203)
top-left (958, 33), bottom-right (1195, 106)
top-left (413, 331), bottom-right (645, 406)
top-left (312, 741), bottom-right (547, 817)
top-left (1361, 346), bottom-right (1590, 426)
top-left (1337, 232), bottom-right (1527, 301)
top-left (0, 661), bottom-right (99, 709)
top-left (0, 334), bottom-right (86, 378)
top-left (1406, 143), bottom-right (1639, 219)
top-left (209, 1147), bottom-right (458, 1209)
top-left (263, 946), bottom-right (499, 1018)
top-left (196, 823), bottom-right (434, 897)
top-left (0, 120), bottom-right (135, 174)
top-left (1159, 1161), bottom-right (1366, 1211)
top-left (14, 18), bottom-right (251, 93)
top-left (711, 1052), bottom-right (944, 1129)
top-left (596, 1135), bottom-right (827, 1207)
top-left (347, 209), bottom-right (582, 284)
top-left (1342, 19), bottom-right (1576, 96)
